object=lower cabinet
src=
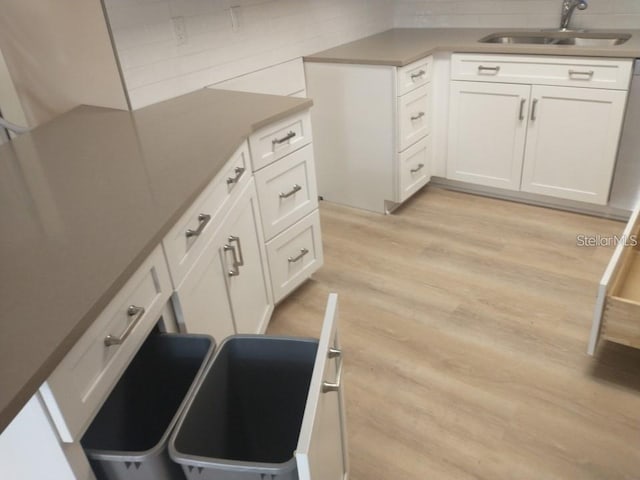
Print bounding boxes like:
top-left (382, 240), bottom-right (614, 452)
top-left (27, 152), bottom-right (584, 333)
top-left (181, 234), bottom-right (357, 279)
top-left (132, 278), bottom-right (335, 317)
top-left (520, 85), bottom-right (627, 204)
top-left (173, 178), bottom-right (273, 338)
top-left (447, 81), bottom-right (529, 190)
top-left (448, 56), bottom-right (629, 205)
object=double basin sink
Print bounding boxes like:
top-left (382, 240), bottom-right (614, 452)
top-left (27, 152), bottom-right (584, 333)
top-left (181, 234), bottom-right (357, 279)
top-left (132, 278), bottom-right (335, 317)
top-left (479, 31), bottom-right (631, 47)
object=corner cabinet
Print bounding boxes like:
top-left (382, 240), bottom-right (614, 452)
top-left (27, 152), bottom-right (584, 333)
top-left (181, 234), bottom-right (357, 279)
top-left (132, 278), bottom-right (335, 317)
top-left (448, 54), bottom-right (631, 205)
top-left (305, 56), bottom-right (433, 214)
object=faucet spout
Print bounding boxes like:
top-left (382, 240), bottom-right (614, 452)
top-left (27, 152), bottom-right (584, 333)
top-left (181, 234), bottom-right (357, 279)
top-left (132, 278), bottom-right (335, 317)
top-left (560, 0), bottom-right (588, 31)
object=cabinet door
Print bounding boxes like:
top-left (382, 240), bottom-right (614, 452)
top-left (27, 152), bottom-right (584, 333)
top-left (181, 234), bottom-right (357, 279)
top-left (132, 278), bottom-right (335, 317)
top-left (521, 85), bottom-right (627, 204)
top-left (448, 81), bottom-right (530, 190)
top-left (223, 182), bottom-right (274, 334)
top-left (296, 294), bottom-right (348, 480)
top-left (173, 225), bottom-right (236, 341)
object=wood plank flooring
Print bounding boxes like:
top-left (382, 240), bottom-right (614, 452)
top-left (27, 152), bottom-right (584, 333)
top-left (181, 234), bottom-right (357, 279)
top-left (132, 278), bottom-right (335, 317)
top-left (267, 186), bottom-right (640, 480)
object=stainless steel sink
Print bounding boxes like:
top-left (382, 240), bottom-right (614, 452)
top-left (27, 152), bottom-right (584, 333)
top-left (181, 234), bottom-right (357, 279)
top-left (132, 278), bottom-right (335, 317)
top-left (479, 31), bottom-right (631, 46)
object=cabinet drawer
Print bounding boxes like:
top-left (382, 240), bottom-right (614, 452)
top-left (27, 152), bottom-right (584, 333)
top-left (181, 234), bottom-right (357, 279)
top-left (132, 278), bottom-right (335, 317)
top-left (589, 204), bottom-right (640, 354)
top-left (451, 54), bottom-right (632, 90)
top-left (163, 141), bottom-right (250, 287)
top-left (398, 84), bottom-right (430, 152)
top-left (267, 210), bottom-right (323, 303)
top-left (255, 144), bottom-right (318, 241)
top-left (39, 246), bottom-right (172, 442)
top-left (398, 136), bottom-right (431, 203)
top-left (397, 56), bottom-right (432, 96)
top-left (249, 110), bottom-right (312, 171)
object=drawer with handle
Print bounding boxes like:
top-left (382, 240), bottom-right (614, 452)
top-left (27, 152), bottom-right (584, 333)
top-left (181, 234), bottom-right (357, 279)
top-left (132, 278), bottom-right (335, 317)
top-left (163, 141), bottom-right (250, 287)
top-left (398, 84), bottom-right (431, 152)
top-left (249, 111), bottom-right (312, 171)
top-left (398, 136), bottom-right (431, 203)
top-left (451, 54), bottom-right (632, 90)
top-left (39, 246), bottom-right (172, 442)
top-left (266, 210), bottom-right (323, 303)
top-left (254, 144), bottom-right (318, 241)
top-left (397, 56), bottom-right (432, 96)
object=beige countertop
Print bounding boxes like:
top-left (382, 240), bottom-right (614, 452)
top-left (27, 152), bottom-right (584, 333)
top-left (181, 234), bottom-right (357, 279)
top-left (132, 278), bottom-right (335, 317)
top-left (0, 88), bottom-right (312, 433)
top-left (305, 28), bottom-right (640, 66)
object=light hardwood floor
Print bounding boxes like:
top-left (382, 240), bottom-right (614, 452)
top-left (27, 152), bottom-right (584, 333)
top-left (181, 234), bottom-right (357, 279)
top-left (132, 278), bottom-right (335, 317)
top-left (267, 186), bottom-right (640, 480)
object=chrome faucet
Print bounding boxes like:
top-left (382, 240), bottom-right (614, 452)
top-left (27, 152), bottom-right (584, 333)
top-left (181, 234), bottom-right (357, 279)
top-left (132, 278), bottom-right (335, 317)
top-left (560, 0), bottom-right (588, 31)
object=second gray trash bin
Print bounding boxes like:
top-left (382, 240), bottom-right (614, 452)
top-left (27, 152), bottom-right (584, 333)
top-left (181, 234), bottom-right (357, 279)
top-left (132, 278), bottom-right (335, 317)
top-left (169, 335), bottom-right (318, 480)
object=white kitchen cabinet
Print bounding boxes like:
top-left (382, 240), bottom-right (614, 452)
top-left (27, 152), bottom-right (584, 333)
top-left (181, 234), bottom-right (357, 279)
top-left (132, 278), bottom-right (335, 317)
top-left (305, 56), bottom-right (433, 214)
top-left (0, 395), bottom-right (80, 480)
top-left (448, 81), bottom-right (529, 190)
top-left (173, 178), bottom-right (273, 338)
top-left (296, 294), bottom-right (349, 480)
top-left (250, 109), bottom-right (324, 304)
top-left (521, 85), bottom-right (627, 204)
top-left (448, 54), bottom-right (631, 205)
top-left (40, 246), bottom-right (172, 443)
top-left (222, 180), bottom-right (274, 334)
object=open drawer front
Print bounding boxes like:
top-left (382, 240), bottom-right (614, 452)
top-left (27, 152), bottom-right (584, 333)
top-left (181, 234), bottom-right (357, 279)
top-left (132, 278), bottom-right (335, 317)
top-left (169, 293), bottom-right (348, 480)
top-left (589, 205), bottom-right (640, 354)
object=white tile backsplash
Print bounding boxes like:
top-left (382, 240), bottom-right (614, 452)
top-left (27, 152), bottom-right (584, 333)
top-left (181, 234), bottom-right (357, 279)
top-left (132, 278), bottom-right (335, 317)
top-left (104, 0), bottom-right (640, 109)
top-left (394, 0), bottom-right (640, 29)
top-left (104, 0), bottom-right (395, 108)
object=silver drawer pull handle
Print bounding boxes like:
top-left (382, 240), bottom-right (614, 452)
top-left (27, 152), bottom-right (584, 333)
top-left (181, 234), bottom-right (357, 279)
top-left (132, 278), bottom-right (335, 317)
top-left (410, 69), bottom-right (426, 80)
top-left (519, 98), bottom-right (526, 121)
top-left (226, 166), bottom-right (245, 187)
top-left (531, 98), bottom-right (539, 121)
top-left (569, 69), bottom-right (594, 79)
top-left (185, 213), bottom-right (211, 238)
top-left (228, 235), bottom-right (244, 266)
top-left (410, 112), bottom-right (425, 121)
top-left (288, 247), bottom-right (309, 263)
top-left (410, 163), bottom-right (425, 174)
top-left (104, 305), bottom-right (145, 347)
top-left (322, 349), bottom-right (343, 393)
top-left (272, 130), bottom-right (296, 145)
top-left (223, 243), bottom-right (240, 276)
top-left (478, 65), bottom-right (500, 74)
top-left (279, 184), bottom-right (302, 199)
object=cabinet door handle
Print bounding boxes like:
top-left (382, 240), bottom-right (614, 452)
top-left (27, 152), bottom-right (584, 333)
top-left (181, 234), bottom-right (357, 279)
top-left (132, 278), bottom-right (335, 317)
top-left (568, 69), bottom-right (594, 80)
top-left (519, 98), bottom-right (526, 121)
top-left (410, 112), bottom-right (425, 121)
top-left (410, 163), bottom-right (425, 174)
top-left (279, 184), bottom-right (302, 199)
top-left (185, 213), bottom-right (211, 238)
top-left (322, 347), bottom-right (343, 393)
top-left (288, 247), bottom-right (309, 263)
top-left (226, 166), bottom-right (246, 187)
top-left (272, 130), bottom-right (296, 145)
top-left (531, 98), bottom-right (538, 121)
top-left (228, 235), bottom-right (244, 266)
top-left (478, 65), bottom-right (500, 74)
top-left (104, 305), bottom-right (145, 347)
top-left (410, 69), bottom-right (426, 80)
top-left (223, 243), bottom-right (240, 276)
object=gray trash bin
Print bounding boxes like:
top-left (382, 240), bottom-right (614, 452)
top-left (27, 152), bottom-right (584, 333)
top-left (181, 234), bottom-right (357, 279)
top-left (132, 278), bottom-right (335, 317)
top-left (169, 335), bottom-right (318, 480)
top-left (81, 333), bottom-right (215, 480)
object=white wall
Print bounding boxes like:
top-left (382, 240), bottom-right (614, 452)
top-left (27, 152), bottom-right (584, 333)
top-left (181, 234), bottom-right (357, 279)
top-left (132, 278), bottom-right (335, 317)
top-left (104, 0), bottom-right (395, 109)
top-left (394, 0), bottom-right (640, 29)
